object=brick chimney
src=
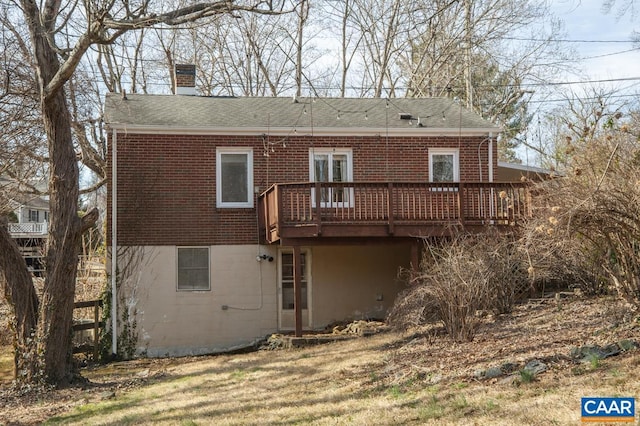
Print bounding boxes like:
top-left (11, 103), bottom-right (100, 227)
top-left (174, 64), bottom-right (196, 95)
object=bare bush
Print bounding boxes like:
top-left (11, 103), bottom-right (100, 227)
top-left (519, 211), bottom-right (608, 295)
top-left (523, 110), bottom-right (640, 307)
top-left (389, 231), bottom-right (530, 342)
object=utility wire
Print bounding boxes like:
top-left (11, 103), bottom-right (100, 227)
top-left (502, 36), bottom-right (638, 43)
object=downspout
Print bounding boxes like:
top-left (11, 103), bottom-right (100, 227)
top-left (488, 132), bottom-right (494, 182)
top-left (111, 128), bottom-right (118, 356)
top-left (488, 132), bottom-right (495, 220)
top-left (477, 132), bottom-right (494, 182)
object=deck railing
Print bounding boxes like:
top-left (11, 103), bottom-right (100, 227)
top-left (8, 222), bottom-right (48, 235)
top-left (260, 182), bottom-right (530, 242)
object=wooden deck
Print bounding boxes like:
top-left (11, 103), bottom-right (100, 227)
top-left (259, 181), bottom-right (530, 244)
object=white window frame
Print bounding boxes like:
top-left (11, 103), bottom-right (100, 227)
top-left (216, 147), bottom-right (254, 208)
top-left (309, 148), bottom-right (354, 208)
top-left (429, 148), bottom-right (460, 183)
top-left (176, 246), bottom-right (211, 291)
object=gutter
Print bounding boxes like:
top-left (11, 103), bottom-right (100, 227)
top-left (104, 124), bottom-right (502, 138)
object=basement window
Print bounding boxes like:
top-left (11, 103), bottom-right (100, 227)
top-left (177, 247), bottom-right (210, 291)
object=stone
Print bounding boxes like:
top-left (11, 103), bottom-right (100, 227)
top-left (618, 339), bottom-right (638, 351)
top-left (500, 362), bottom-right (519, 374)
top-left (601, 343), bottom-right (621, 358)
top-left (570, 345), bottom-right (607, 362)
top-left (473, 369), bottom-right (485, 380)
top-left (484, 366), bottom-right (504, 379)
top-left (523, 359), bottom-right (547, 375)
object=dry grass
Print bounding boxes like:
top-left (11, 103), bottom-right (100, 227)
top-left (1, 295), bottom-right (639, 425)
top-left (0, 346), bottom-right (12, 385)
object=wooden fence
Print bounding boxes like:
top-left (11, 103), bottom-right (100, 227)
top-left (72, 299), bottom-right (104, 359)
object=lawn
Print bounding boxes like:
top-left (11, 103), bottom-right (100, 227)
top-left (1, 295), bottom-right (639, 425)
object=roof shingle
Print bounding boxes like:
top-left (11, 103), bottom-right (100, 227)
top-left (105, 94), bottom-right (499, 134)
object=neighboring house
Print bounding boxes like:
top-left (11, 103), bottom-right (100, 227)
top-left (105, 89), bottom-right (529, 357)
top-left (9, 195), bottom-right (50, 235)
top-left (497, 161), bottom-right (555, 182)
top-left (1, 177), bottom-right (49, 275)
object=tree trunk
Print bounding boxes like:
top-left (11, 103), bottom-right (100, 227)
top-left (21, 0), bottom-right (84, 385)
top-left (38, 85), bottom-right (83, 385)
top-left (0, 218), bottom-right (39, 382)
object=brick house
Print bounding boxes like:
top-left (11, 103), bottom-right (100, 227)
top-left (105, 92), bottom-right (528, 357)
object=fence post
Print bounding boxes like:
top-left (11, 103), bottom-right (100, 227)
top-left (93, 301), bottom-right (100, 360)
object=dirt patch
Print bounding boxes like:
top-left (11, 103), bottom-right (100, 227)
top-left (1, 295), bottom-right (639, 425)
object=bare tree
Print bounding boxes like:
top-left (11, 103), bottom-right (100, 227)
top-left (532, 86), bottom-right (628, 170)
top-left (1, 0), bottom-right (290, 387)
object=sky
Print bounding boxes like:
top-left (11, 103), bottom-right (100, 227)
top-left (550, 1), bottom-right (640, 92)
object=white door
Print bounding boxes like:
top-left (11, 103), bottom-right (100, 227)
top-left (278, 250), bottom-right (312, 330)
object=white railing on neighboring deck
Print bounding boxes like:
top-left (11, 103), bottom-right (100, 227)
top-left (8, 222), bottom-right (48, 236)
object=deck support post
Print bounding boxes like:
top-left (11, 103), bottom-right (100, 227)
top-left (293, 244), bottom-right (303, 337)
top-left (410, 240), bottom-right (420, 274)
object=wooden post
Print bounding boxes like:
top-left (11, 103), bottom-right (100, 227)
top-left (93, 301), bottom-right (100, 360)
top-left (293, 244), bottom-right (303, 337)
top-left (410, 241), bottom-right (420, 272)
top-left (314, 182), bottom-right (322, 235)
top-left (387, 182), bottom-right (395, 235)
top-left (458, 182), bottom-right (465, 227)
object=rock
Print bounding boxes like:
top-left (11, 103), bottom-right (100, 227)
top-left (523, 360), bottom-right (547, 375)
top-left (484, 366), bottom-right (504, 379)
top-left (500, 362), bottom-right (519, 374)
top-left (601, 344), bottom-right (621, 358)
top-left (570, 342), bottom-right (629, 363)
top-left (475, 366), bottom-right (504, 380)
top-left (136, 368), bottom-right (150, 378)
top-left (570, 345), bottom-right (607, 362)
top-left (618, 339), bottom-right (638, 351)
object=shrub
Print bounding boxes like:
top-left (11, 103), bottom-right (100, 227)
top-left (523, 112), bottom-right (640, 307)
top-left (389, 231), bottom-right (530, 341)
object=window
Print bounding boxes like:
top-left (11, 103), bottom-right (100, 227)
top-left (177, 247), bottom-right (210, 291)
top-left (216, 148), bottom-right (253, 208)
top-left (309, 148), bottom-right (353, 206)
top-left (429, 149), bottom-right (459, 182)
top-left (28, 210), bottom-right (39, 222)
top-left (281, 252), bottom-right (308, 310)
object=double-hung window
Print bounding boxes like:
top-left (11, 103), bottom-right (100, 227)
top-left (309, 148), bottom-right (353, 207)
top-left (429, 148), bottom-right (459, 184)
top-left (29, 209), bottom-right (39, 222)
top-left (216, 148), bottom-right (254, 208)
top-left (177, 247), bottom-right (210, 291)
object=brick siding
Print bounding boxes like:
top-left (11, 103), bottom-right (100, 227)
top-left (107, 133), bottom-right (497, 245)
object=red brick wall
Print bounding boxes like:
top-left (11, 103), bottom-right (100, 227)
top-left (107, 132), bottom-right (496, 245)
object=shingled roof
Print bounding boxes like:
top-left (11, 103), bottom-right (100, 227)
top-left (104, 94), bottom-right (500, 135)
